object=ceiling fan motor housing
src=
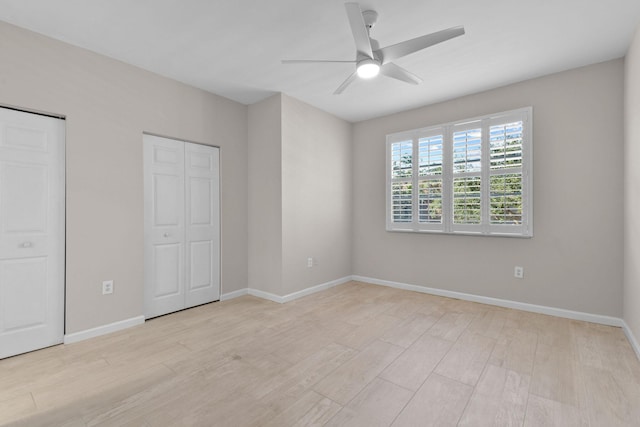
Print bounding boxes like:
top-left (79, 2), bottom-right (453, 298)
top-left (362, 10), bottom-right (378, 30)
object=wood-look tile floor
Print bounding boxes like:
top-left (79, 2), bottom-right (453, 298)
top-left (2, 281), bottom-right (640, 426)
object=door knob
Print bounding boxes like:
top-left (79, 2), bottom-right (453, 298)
top-left (163, 232), bottom-right (170, 237)
top-left (20, 242), bottom-right (32, 248)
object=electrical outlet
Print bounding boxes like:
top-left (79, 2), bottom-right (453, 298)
top-left (307, 257), bottom-right (313, 268)
top-left (102, 280), bottom-right (114, 295)
top-left (514, 266), bottom-right (524, 279)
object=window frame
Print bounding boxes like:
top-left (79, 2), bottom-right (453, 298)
top-left (386, 107), bottom-right (533, 237)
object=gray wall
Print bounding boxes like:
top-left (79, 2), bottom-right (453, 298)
top-left (281, 94), bottom-right (352, 295)
top-left (352, 59), bottom-right (624, 317)
top-left (624, 25), bottom-right (640, 343)
top-left (248, 94), bottom-right (352, 297)
top-left (0, 21), bottom-right (248, 333)
top-left (248, 94), bottom-right (283, 295)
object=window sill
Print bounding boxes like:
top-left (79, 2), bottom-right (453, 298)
top-left (386, 228), bottom-right (533, 238)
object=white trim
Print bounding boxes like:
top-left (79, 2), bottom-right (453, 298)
top-left (623, 321), bottom-right (640, 361)
top-left (247, 276), bottom-right (353, 304)
top-left (248, 288), bottom-right (284, 303)
top-left (281, 276), bottom-right (352, 303)
top-left (221, 288), bottom-right (249, 301)
top-left (352, 275), bottom-right (623, 327)
top-left (63, 315), bottom-right (145, 345)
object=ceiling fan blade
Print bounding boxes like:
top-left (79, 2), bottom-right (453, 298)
top-left (334, 72), bottom-right (358, 95)
top-left (378, 26), bottom-right (465, 63)
top-left (344, 2), bottom-right (374, 58)
top-left (282, 59), bottom-right (356, 64)
top-left (381, 63), bottom-right (423, 85)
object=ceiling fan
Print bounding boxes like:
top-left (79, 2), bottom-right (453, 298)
top-left (282, 2), bottom-right (465, 94)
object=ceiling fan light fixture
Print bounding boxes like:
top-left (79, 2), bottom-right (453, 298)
top-left (356, 59), bottom-right (380, 79)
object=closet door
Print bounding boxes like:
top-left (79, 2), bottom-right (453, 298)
top-left (143, 135), bottom-right (186, 319)
top-left (0, 108), bottom-right (65, 359)
top-left (185, 143), bottom-right (220, 308)
top-left (144, 135), bottom-right (220, 319)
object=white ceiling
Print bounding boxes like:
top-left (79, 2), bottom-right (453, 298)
top-left (0, 0), bottom-right (639, 122)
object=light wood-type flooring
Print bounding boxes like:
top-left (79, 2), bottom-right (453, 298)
top-left (1, 281), bottom-right (640, 426)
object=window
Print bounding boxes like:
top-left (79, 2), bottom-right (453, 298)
top-left (386, 107), bottom-right (532, 237)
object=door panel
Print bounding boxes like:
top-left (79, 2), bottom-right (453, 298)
top-left (153, 174), bottom-right (181, 226)
top-left (189, 240), bottom-right (212, 290)
top-left (2, 163), bottom-right (48, 233)
top-left (189, 177), bottom-right (211, 225)
top-left (185, 143), bottom-right (220, 308)
top-left (152, 244), bottom-right (182, 297)
top-left (0, 107), bottom-right (65, 359)
top-left (143, 135), bottom-right (185, 318)
top-left (3, 125), bottom-right (49, 152)
top-left (0, 257), bottom-right (47, 331)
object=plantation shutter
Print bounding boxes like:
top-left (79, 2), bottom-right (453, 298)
top-left (386, 107), bottom-right (532, 237)
top-left (451, 121), bottom-right (482, 233)
top-left (417, 130), bottom-right (445, 231)
top-left (388, 137), bottom-right (414, 228)
top-left (486, 110), bottom-right (531, 235)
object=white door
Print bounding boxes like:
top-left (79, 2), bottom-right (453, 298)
top-left (0, 108), bottom-right (65, 359)
top-left (143, 135), bottom-right (186, 318)
top-left (185, 143), bottom-right (220, 308)
top-left (143, 135), bottom-right (220, 319)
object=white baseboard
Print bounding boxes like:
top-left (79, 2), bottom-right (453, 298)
top-left (221, 288), bottom-right (249, 301)
top-left (62, 288), bottom-right (252, 346)
top-left (247, 276), bottom-right (352, 304)
top-left (352, 275), bottom-right (624, 327)
top-left (281, 276), bottom-right (352, 303)
top-left (623, 321), bottom-right (640, 361)
top-left (248, 288), bottom-right (284, 303)
top-left (63, 315), bottom-right (145, 345)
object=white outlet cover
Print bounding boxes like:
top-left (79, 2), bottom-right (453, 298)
top-left (102, 280), bottom-right (114, 294)
top-left (514, 267), bottom-right (524, 279)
